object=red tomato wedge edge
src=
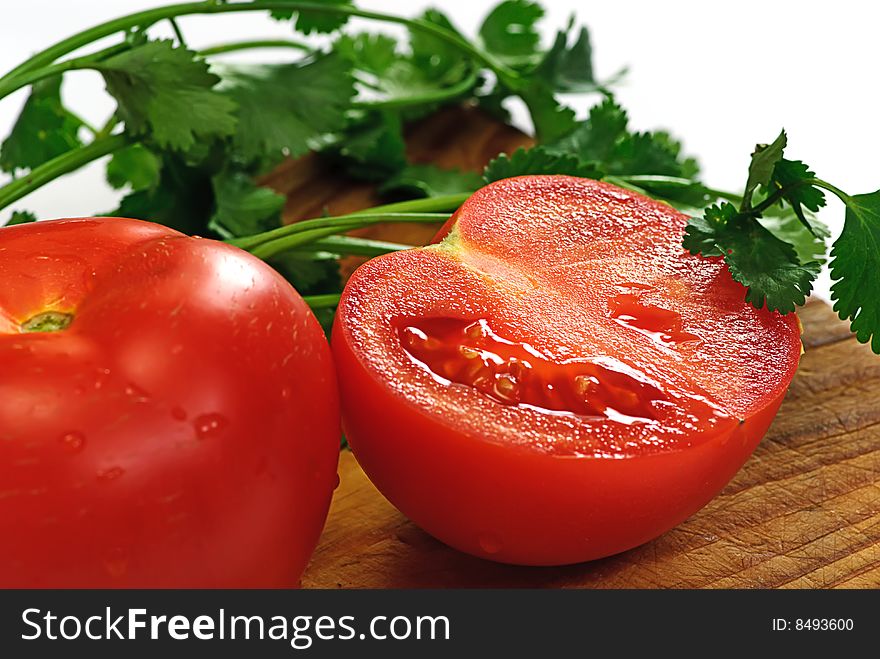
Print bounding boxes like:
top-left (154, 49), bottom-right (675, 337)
top-left (333, 175), bottom-right (802, 566)
top-left (0, 218), bottom-right (340, 587)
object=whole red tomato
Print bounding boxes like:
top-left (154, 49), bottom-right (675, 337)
top-left (0, 217), bottom-right (340, 587)
top-left (333, 175), bottom-right (801, 566)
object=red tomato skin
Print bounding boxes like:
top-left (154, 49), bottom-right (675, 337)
top-left (0, 218), bottom-right (340, 588)
top-left (333, 176), bottom-right (802, 566)
top-left (334, 318), bottom-right (783, 565)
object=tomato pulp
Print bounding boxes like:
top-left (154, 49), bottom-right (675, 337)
top-left (333, 176), bottom-right (801, 566)
top-left (0, 218), bottom-right (340, 587)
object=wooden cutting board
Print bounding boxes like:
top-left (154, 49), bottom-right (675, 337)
top-left (268, 107), bottom-right (880, 588)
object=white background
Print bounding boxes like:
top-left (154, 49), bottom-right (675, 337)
top-left (1, 1), bottom-right (877, 301)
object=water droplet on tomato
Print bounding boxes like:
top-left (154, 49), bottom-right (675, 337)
top-left (170, 344), bottom-right (184, 355)
top-left (194, 413), bottom-right (228, 439)
top-left (478, 533), bottom-right (502, 555)
top-left (124, 383), bottom-right (150, 402)
top-left (171, 406), bottom-right (187, 421)
top-left (97, 466), bottom-right (124, 482)
top-left (281, 386), bottom-right (293, 400)
top-left (103, 548), bottom-right (128, 579)
top-left (59, 431), bottom-right (85, 453)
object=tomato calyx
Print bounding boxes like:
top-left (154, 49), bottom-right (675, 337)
top-left (19, 311), bottom-right (74, 333)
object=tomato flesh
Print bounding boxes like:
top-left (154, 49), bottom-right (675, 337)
top-left (0, 218), bottom-right (340, 587)
top-left (334, 175), bottom-right (802, 565)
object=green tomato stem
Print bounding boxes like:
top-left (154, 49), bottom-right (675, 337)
top-left (0, 133), bottom-right (130, 211)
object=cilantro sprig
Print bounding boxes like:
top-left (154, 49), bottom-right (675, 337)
top-left (0, 1), bottom-right (878, 353)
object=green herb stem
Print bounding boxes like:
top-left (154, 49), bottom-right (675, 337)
top-left (0, 133), bottom-right (130, 211)
top-left (230, 193), bottom-right (467, 251)
top-left (0, 1), bottom-right (518, 96)
top-left (303, 235), bottom-right (412, 256)
top-left (302, 293), bottom-right (341, 310)
top-left (199, 38), bottom-right (312, 57)
top-left (0, 42), bottom-right (130, 102)
top-left (243, 212), bottom-right (449, 260)
top-left (354, 69), bottom-right (479, 110)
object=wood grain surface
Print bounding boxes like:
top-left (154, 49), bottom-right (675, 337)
top-left (280, 107), bottom-right (880, 588)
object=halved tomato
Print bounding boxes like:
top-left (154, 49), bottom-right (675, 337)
top-left (333, 175), bottom-right (801, 566)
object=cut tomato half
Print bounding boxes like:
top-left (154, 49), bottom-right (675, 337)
top-left (333, 176), bottom-right (801, 566)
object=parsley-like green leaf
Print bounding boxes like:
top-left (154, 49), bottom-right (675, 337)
top-left (336, 32), bottom-right (398, 76)
top-left (268, 252), bottom-right (341, 296)
top-left (633, 177), bottom-right (712, 209)
top-left (97, 40), bottom-right (237, 152)
top-left (270, 0), bottom-right (353, 34)
top-left (484, 146), bottom-right (602, 182)
top-left (759, 208), bottom-right (829, 266)
top-left (409, 9), bottom-right (467, 81)
top-left (549, 96), bottom-right (626, 162)
top-left (106, 144), bottom-right (161, 191)
top-left (548, 97), bottom-right (697, 178)
top-left (830, 190), bottom-right (880, 351)
top-left (208, 170), bottom-right (285, 238)
top-left (0, 77), bottom-right (83, 173)
top-left (379, 164), bottom-right (483, 198)
top-left (743, 130), bottom-right (786, 210)
top-left (335, 112), bottom-right (406, 181)
top-left (110, 153), bottom-right (215, 234)
top-left (520, 87), bottom-right (577, 143)
top-left (534, 23), bottom-right (595, 92)
top-left (222, 54), bottom-right (355, 163)
top-left (682, 202), bottom-right (737, 258)
top-left (479, 0), bottom-right (545, 67)
top-left (767, 158), bottom-right (826, 231)
top-left (685, 204), bottom-right (818, 313)
top-left (5, 210), bottom-right (37, 226)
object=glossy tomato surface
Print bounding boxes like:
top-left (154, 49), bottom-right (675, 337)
top-left (334, 176), bottom-right (801, 566)
top-left (0, 218), bottom-right (340, 587)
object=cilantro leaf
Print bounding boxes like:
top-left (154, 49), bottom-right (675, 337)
top-left (743, 130), bottom-right (786, 210)
top-left (479, 0), bottom-right (545, 67)
top-left (409, 9), bottom-right (467, 81)
top-left (830, 190), bottom-right (880, 351)
top-left (682, 202), bottom-right (737, 257)
top-left (759, 208), bottom-right (829, 266)
top-left (534, 23), bottom-right (595, 92)
top-left (97, 40), bottom-right (237, 152)
top-left (520, 87), bottom-right (577, 143)
top-left (548, 97), bottom-right (697, 178)
top-left (484, 146), bottom-right (602, 182)
top-left (685, 204), bottom-right (818, 313)
top-left (334, 112), bottom-right (406, 181)
top-left (270, 0), bottom-right (353, 34)
top-left (379, 164), bottom-right (483, 198)
top-left (106, 144), bottom-right (161, 191)
top-left (336, 32), bottom-right (398, 76)
top-left (0, 77), bottom-right (83, 173)
top-left (110, 153), bottom-right (215, 235)
top-left (268, 252), bottom-right (341, 296)
top-left (5, 210), bottom-right (37, 226)
top-left (222, 54), bottom-right (355, 163)
top-left (767, 158), bottom-right (826, 231)
top-left (208, 170), bottom-right (285, 238)
top-left (633, 177), bottom-right (712, 209)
